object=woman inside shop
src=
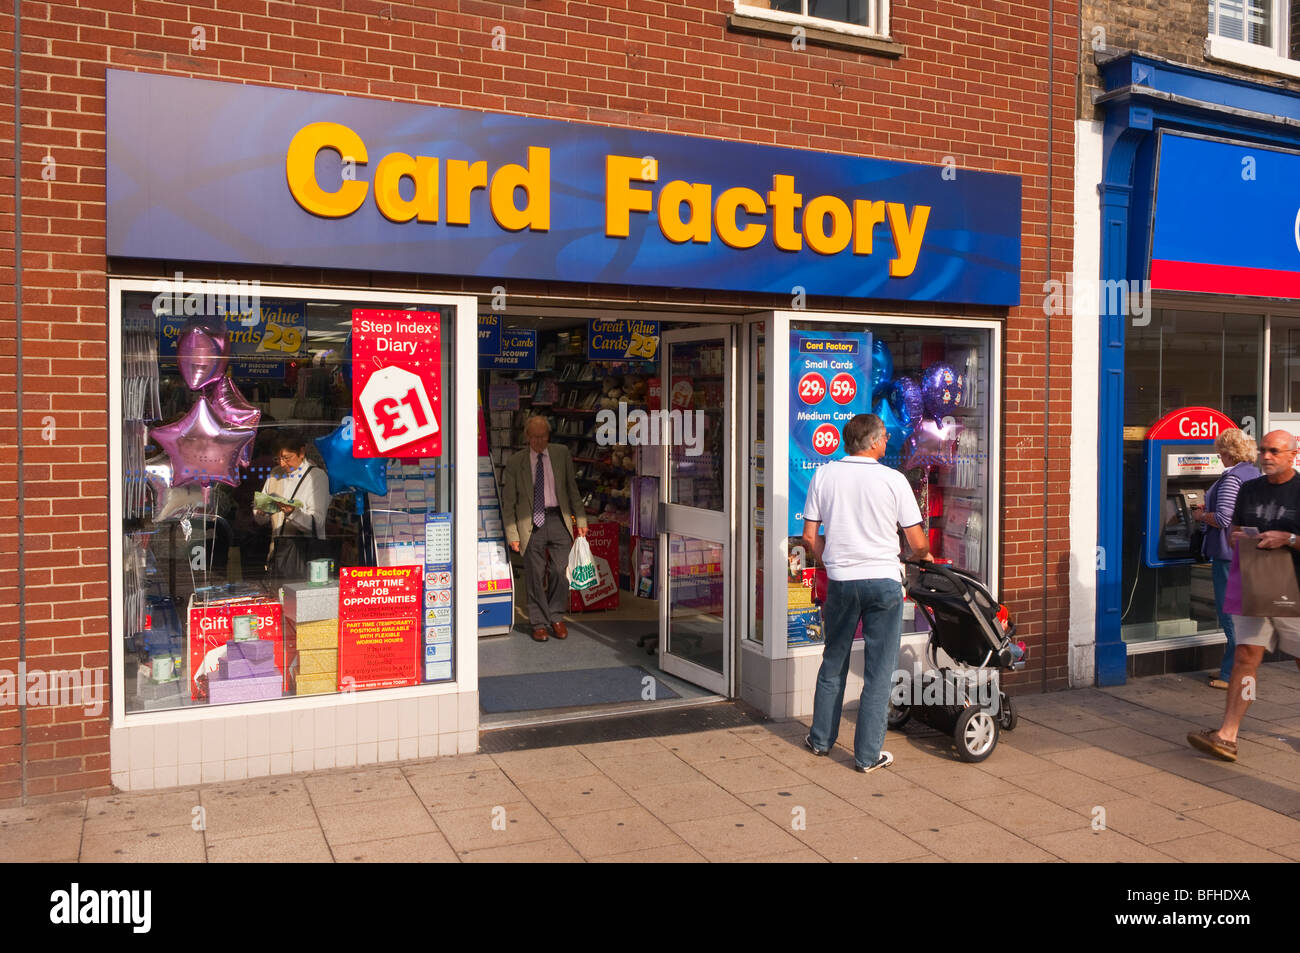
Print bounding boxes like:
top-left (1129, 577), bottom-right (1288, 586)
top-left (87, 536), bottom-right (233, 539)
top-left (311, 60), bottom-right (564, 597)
top-left (254, 432), bottom-right (332, 584)
top-left (1192, 428), bottom-right (1260, 690)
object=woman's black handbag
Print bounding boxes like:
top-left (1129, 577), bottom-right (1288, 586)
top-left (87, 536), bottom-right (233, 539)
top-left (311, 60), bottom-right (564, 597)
top-left (267, 465), bottom-right (331, 582)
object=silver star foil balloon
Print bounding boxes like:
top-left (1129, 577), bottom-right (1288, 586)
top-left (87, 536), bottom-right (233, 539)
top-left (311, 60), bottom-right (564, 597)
top-left (145, 453), bottom-right (212, 522)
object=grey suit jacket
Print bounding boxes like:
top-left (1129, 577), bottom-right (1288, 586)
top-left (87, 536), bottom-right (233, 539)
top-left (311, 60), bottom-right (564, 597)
top-left (502, 442), bottom-right (588, 552)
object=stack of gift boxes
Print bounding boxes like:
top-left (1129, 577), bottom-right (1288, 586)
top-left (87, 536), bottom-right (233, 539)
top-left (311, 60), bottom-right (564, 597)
top-left (207, 637), bottom-right (283, 705)
top-left (284, 582), bottom-right (339, 696)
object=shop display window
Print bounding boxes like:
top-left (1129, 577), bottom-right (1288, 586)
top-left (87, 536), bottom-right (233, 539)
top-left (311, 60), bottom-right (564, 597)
top-left (785, 320), bottom-right (995, 648)
top-left (1268, 315), bottom-right (1300, 414)
top-left (748, 324), bottom-right (767, 645)
top-left (1121, 308), bottom-right (1262, 643)
top-left (116, 287), bottom-right (457, 713)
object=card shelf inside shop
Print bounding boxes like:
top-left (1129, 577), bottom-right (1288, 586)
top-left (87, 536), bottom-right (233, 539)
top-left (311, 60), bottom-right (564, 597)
top-left (484, 328), bottom-right (658, 594)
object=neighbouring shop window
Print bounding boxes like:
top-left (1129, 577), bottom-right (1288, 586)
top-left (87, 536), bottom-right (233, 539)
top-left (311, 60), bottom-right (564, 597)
top-left (119, 287), bottom-right (456, 713)
top-left (786, 321), bottom-right (994, 648)
top-left (1121, 308), bottom-right (1262, 643)
top-left (1268, 315), bottom-right (1300, 413)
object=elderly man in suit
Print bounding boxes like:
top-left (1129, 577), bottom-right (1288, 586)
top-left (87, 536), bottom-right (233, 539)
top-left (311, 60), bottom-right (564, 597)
top-left (503, 415), bottom-right (589, 642)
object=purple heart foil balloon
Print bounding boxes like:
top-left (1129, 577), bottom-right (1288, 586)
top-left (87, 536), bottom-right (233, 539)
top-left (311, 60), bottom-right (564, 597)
top-left (889, 375), bottom-right (924, 431)
top-left (151, 397), bottom-right (255, 487)
top-left (902, 417), bottom-right (962, 470)
top-left (921, 362), bottom-right (963, 423)
top-left (205, 374), bottom-right (261, 467)
top-left (177, 320), bottom-right (229, 391)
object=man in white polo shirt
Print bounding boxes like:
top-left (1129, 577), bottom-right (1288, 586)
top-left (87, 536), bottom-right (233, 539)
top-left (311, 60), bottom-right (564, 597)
top-left (801, 413), bottom-right (932, 773)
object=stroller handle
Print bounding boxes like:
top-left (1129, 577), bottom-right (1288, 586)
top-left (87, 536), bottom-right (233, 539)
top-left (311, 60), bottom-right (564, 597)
top-left (902, 558), bottom-right (969, 585)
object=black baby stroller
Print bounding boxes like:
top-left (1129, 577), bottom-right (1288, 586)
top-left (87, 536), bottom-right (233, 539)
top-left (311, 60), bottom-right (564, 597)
top-left (887, 560), bottom-right (1028, 763)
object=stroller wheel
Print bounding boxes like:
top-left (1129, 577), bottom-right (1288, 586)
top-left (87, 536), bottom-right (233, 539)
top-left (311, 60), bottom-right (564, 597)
top-left (887, 702), bottom-right (911, 729)
top-left (954, 707), bottom-right (998, 763)
top-left (998, 694), bottom-right (1017, 731)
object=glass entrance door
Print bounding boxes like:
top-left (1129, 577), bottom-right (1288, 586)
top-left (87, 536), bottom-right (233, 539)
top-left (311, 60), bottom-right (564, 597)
top-left (658, 327), bottom-right (733, 696)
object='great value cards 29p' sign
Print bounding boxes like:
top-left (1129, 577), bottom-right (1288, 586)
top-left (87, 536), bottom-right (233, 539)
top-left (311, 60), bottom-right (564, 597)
top-left (158, 300), bottom-right (306, 380)
top-left (788, 332), bottom-right (872, 535)
top-left (587, 319), bottom-right (660, 361)
top-left (106, 71), bottom-right (1021, 305)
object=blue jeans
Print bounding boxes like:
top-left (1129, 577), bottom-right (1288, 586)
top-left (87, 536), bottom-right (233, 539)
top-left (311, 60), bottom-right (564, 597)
top-left (1211, 558), bottom-right (1236, 681)
top-left (809, 577), bottom-right (903, 768)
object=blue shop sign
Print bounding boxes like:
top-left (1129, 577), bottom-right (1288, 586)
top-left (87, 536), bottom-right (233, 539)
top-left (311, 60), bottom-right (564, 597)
top-left (480, 329), bottom-right (536, 370)
top-left (108, 71), bottom-right (1022, 306)
top-left (478, 314), bottom-right (502, 356)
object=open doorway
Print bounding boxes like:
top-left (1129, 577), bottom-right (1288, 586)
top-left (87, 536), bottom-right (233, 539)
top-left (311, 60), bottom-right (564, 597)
top-left (475, 312), bottom-right (734, 724)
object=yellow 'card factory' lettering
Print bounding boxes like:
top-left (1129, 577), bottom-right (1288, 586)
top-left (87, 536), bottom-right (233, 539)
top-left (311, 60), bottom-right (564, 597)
top-left (286, 122), bottom-right (551, 231)
top-left (284, 124), bottom-right (931, 277)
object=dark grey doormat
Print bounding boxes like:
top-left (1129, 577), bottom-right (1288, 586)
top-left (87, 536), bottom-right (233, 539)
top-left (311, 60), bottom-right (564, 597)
top-left (478, 666), bottom-right (682, 714)
top-left (479, 699), bottom-right (771, 754)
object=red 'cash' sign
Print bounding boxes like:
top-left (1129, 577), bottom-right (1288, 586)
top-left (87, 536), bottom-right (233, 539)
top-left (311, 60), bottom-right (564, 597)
top-left (352, 309), bottom-right (443, 457)
top-left (1146, 407), bottom-right (1238, 441)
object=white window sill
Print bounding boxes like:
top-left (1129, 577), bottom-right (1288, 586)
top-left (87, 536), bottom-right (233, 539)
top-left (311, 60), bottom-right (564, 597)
top-left (728, 4), bottom-right (903, 57)
top-left (1205, 34), bottom-right (1300, 81)
top-left (733, 2), bottom-right (889, 41)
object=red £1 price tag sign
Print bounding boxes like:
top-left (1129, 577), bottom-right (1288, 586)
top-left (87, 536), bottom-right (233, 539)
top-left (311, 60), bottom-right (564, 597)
top-left (360, 366), bottom-right (439, 453)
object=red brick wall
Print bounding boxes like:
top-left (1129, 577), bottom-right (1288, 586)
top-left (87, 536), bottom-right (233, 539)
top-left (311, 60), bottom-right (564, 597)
top-left (0, 0), bottom-right (1076, 803)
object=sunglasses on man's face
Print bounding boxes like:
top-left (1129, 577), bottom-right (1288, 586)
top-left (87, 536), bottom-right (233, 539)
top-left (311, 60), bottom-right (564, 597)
top-left (1260, 446), bottom-right (1295, 456)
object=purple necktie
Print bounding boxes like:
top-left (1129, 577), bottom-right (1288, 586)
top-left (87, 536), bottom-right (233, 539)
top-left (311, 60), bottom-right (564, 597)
top-left (533, 452), bottom-right (545, 528)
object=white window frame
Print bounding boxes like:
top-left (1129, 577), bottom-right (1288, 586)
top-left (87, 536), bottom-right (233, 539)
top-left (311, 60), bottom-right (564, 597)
top-left (733, 0), bottom-right (890, 40)
top-left (108, 278), bottom-right (480, 727)
top-left (1206, 0), bottom-right (1300, 80)
top-left (757, 309), bottom-right (1003, 663)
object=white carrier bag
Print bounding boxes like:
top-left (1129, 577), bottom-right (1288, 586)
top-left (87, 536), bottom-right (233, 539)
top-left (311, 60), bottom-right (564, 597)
top-left (567, 536), bottom-right (598, 591)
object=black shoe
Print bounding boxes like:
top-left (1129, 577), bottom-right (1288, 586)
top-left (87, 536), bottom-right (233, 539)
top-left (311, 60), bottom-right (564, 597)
top-left (854, 751), bottom-right (894, 773)
top-left (804, 735), bottom-right (828, 756)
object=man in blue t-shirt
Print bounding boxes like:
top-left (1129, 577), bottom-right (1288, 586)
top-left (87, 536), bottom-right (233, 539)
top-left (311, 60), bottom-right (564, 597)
top-left (800, 413), bottom-right (932, 773)
top-left (1188, 430), bottom-right (1300, 763)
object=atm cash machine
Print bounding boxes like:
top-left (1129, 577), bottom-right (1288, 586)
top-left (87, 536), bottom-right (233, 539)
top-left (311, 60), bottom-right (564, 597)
top-left (1143, 407), bottom-right (1237, 567)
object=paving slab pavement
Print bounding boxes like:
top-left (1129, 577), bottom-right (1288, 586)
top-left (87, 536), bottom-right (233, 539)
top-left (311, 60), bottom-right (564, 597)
top-left (3, 663), bottom-right (1299, 862)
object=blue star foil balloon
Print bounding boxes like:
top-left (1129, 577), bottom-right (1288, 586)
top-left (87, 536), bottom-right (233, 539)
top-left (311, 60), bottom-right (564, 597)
top-left (315, 421), bottom-right (388, 497)
top-left (870, 339), bottom-right (894, 401)
top-left (872, 393), bottom-right (911, 468)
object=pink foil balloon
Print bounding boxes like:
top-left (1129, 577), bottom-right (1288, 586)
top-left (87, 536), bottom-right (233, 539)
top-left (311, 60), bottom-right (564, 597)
top-left (902, 417), bottom-right (961, 470)
top-left (151, 398), bottom-right (255, 487)
top-left (177, 322), bottom-right (229, 390)
top-left (205, 373), bottom-right (261, 467)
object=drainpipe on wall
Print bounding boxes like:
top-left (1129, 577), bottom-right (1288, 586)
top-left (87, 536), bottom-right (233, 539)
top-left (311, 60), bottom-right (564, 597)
top-left (11, 0), bottom-right (27, 801)
top-left (1042, 0), bottom-right (1056, 693)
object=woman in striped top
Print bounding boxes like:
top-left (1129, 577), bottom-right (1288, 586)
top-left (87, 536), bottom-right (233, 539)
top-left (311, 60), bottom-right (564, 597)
top-left (1193, 428), bottom-right (1260, 689)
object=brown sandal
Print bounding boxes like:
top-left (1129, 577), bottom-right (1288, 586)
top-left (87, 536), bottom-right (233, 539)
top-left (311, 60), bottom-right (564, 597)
top-left (1187, 728), bottom-right (1238, 762)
